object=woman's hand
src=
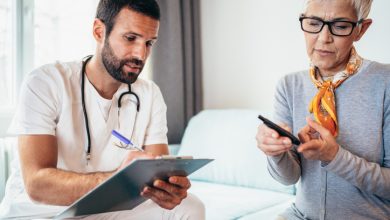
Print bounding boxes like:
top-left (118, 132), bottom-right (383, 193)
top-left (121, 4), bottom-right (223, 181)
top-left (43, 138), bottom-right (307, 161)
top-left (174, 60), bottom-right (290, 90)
top-left (298, 117), bottom-right (339, 162)
top-left (256, 123), bottom-right (293, 156)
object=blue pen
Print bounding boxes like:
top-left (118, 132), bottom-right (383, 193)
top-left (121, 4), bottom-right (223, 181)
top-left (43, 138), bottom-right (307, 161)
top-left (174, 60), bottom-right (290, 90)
top-left (111, 130), bottom-right (144, 151)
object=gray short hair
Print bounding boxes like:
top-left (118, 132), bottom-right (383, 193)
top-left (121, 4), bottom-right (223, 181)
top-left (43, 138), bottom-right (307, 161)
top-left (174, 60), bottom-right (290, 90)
top-left (303, 0), bottom-right (373, 20)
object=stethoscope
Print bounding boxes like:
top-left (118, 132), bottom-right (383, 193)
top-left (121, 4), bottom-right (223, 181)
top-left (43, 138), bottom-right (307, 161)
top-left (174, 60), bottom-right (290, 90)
top-left (81, 55), bottom-right (140, 162)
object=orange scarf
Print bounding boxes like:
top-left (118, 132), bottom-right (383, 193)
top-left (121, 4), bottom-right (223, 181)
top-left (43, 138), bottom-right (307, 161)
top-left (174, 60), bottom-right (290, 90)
top-left (308, 47), bottom-right (362, 136)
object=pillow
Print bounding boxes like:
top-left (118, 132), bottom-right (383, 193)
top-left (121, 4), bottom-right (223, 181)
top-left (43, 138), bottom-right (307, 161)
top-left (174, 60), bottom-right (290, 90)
top-left (178, 109), bottom-right (295, 195)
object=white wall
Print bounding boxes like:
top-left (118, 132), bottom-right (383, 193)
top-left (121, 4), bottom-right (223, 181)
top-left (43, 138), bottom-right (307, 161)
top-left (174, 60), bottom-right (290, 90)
top-left (200, 0), bottom-right (390, 113)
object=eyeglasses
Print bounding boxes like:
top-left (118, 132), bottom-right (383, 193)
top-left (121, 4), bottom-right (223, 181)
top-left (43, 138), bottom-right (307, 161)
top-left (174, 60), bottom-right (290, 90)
top-left (299, 16), bottom-right (363, 36)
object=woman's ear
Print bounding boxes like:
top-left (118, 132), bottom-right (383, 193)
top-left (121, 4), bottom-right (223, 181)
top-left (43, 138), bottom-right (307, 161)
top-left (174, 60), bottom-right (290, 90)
top-left (93, 18), bottom-right (106, 44)
top-left (354, 18), bottom-right (373, 42)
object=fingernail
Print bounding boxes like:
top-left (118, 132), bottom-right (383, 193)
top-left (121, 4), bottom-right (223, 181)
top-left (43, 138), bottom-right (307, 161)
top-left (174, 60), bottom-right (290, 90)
top-left (283, 139), bottom-right (290, 144)
top-left (169, 177), bottom-right (176, 183)
top-left (272, 133), bottom-right (277, 138)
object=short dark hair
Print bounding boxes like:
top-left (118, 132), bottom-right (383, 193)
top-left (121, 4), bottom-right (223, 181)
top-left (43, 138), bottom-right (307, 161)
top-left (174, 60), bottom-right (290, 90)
top-left (96, 0), bottom-right (160, 37)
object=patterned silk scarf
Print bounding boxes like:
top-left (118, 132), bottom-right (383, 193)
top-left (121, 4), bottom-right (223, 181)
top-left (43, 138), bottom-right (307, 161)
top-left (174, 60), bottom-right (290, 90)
top-left (308, 47), bottom-right (362, 136)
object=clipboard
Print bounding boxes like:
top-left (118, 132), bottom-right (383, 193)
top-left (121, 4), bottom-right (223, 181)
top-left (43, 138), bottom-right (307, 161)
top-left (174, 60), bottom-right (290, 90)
top-left (55, 157), bottom-right (213, 219)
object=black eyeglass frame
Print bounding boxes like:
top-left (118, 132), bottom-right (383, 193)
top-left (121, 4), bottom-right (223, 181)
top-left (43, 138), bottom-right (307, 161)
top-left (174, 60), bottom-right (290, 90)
top-left (299, 16), bottom-right (364, 37)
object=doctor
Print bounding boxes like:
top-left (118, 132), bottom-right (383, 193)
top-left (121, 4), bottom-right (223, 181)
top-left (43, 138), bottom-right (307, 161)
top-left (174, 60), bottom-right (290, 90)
top-left (0, 0), bottom-right (204, 219)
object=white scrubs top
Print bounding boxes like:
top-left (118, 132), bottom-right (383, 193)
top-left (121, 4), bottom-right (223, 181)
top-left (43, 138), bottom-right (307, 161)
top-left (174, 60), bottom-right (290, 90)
top-left (0, 60), bottom-right (168, 219)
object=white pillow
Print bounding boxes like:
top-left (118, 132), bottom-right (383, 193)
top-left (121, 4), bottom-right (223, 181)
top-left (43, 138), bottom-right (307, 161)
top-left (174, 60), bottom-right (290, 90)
top-left (178, 109), bottom-right (295, 195)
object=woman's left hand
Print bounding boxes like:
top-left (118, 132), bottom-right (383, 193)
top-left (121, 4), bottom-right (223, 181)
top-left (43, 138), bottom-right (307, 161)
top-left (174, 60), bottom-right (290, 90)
top-left (297, 117), bottom-right (339, 162)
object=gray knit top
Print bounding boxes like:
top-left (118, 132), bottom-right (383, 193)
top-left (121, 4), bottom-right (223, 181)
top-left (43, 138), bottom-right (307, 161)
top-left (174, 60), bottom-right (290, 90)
top-left (268, 59), bottom-right (390, 220)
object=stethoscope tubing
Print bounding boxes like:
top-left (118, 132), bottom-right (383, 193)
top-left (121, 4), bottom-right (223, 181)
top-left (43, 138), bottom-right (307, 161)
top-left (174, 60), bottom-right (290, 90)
top-left (81, 55), bottom-right (140, 162)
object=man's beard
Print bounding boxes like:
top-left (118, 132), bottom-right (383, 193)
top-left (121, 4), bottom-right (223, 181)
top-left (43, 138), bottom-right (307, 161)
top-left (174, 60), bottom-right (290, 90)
top-left (101, 40), bottom-right (144, 84)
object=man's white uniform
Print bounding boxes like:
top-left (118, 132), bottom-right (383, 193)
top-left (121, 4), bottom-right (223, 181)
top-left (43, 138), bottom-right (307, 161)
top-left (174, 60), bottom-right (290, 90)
top-left (0, 60), bottom-right (204, 219)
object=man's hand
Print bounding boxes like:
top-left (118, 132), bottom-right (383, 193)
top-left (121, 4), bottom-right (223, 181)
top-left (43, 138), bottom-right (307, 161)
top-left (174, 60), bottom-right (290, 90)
top-left (297, 117), bottom-right (339, 162)
top-left (141, 176), bottom-right (190, 210)
top-left (256, 123), bottom-right (293, 156)
top-left (119, 148), bottom-right (190, 210)
top-left (117, 151), bottom-right (155, 171)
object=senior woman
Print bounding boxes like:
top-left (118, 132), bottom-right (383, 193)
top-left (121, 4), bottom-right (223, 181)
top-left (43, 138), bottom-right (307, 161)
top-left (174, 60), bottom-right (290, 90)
top-left (256, 0), bottom-right (390, 219)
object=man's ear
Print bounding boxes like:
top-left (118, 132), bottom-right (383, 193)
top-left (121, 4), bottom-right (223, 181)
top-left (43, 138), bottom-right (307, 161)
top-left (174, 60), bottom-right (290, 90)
top-left (93, 18), bottom-right (106, 43)
top-left (354, 18), bottom-right (372, 42)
